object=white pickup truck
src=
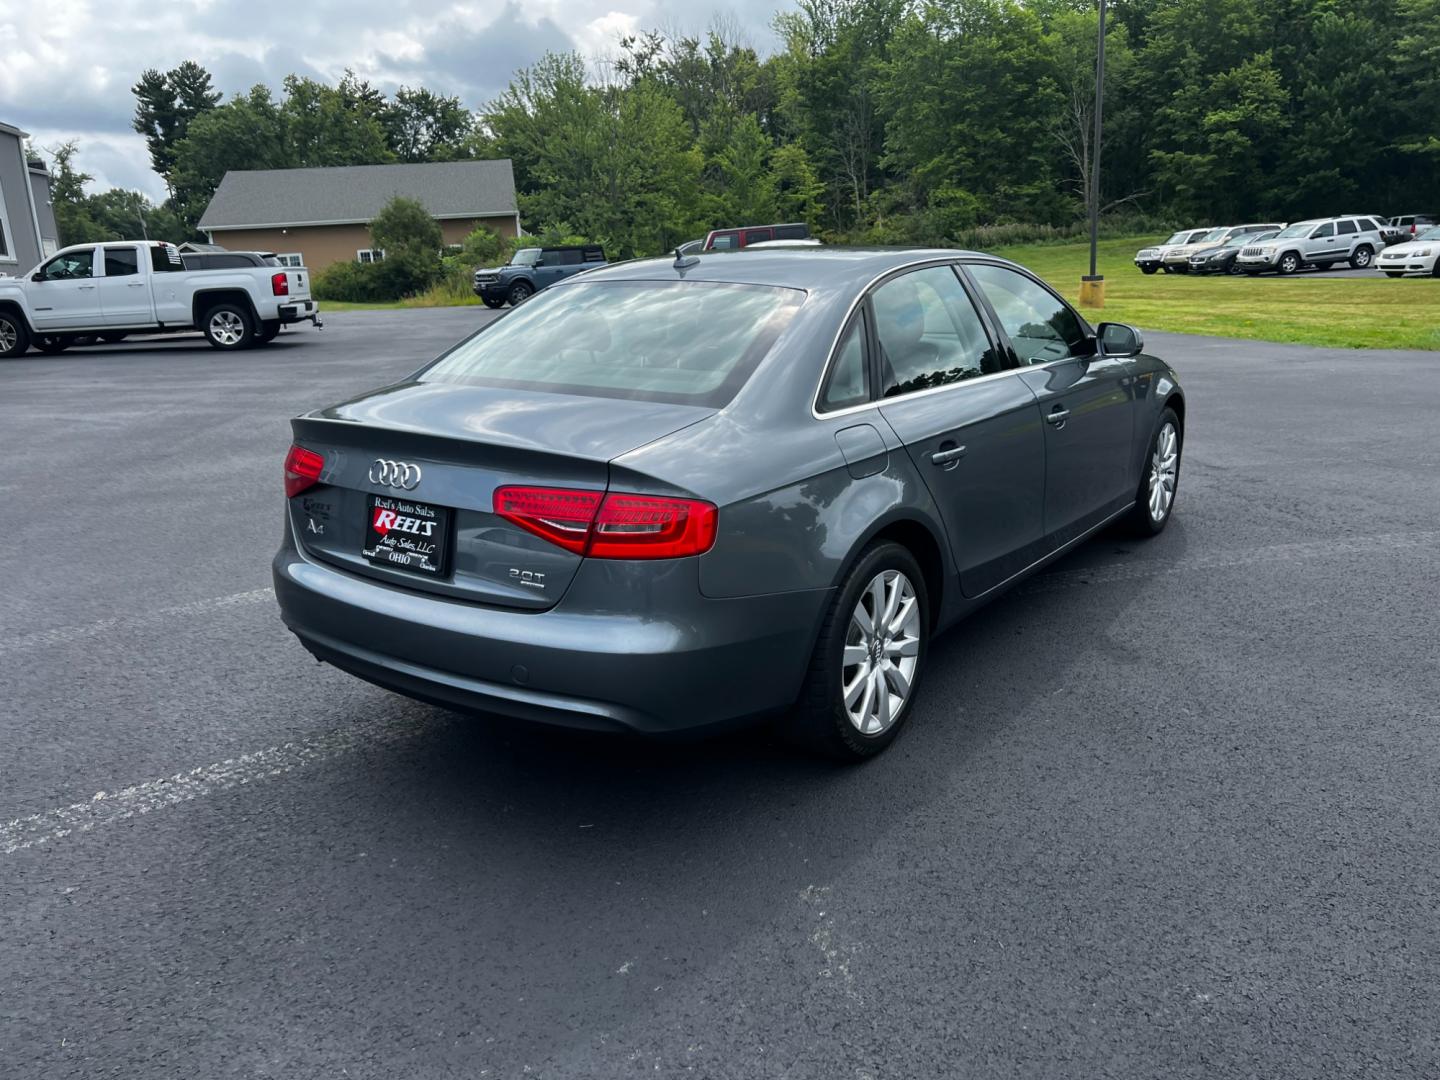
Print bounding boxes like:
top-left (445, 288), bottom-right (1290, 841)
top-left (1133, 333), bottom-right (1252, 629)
top-left (0, 240), bottom-right (322, 358)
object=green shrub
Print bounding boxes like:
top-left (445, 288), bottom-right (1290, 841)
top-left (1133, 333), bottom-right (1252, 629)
top-left (312, 259), bottom-right (391, 303)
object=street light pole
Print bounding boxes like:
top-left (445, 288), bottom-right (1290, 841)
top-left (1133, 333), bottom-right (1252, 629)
top-left (1081, 0), bottom-right (1108, 309)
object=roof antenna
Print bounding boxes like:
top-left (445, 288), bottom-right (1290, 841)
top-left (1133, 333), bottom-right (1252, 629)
top-left (673, 247), bottom-right (700, 276)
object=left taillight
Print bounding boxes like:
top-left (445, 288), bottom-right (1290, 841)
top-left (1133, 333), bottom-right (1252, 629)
top-left (272, 271), bottom-right (289, 296)
top-left (493, 486), bottom-right (717, 559)
top-left (284, 444), bottom-right (324, 498)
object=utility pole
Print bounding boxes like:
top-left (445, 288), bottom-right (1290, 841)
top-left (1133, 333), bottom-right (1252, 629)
top-left (1080, 0), bottom-right (1108, 309)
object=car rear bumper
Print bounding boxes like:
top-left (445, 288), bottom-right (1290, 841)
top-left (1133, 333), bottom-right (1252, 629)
top-left (272, 538), bottom-right (830, 735)
top-left (278, 300), bottom-right (323, 328)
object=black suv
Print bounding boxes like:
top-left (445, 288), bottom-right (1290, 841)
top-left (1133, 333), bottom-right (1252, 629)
top-left (473, 245), bottom-right (607, 308)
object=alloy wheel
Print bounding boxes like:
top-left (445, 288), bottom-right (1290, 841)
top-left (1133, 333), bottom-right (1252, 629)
top-left (841, 569), bottom-right (921, 736)
top-left (1148, 421), bottom-right (1179, 523)
top-left (0, 319), bottom-right (16, 353)
top-left (209, 310), bottom-right (245, 346)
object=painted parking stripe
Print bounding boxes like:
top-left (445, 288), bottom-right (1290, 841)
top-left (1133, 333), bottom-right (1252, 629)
top-left (0, 587), bottom-right (274, 657)
top-left (0, 723), bottom-right (411, 856)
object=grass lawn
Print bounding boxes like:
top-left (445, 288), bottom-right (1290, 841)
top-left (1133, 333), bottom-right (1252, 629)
top-left (991, 235), bottom-right (1440, 351)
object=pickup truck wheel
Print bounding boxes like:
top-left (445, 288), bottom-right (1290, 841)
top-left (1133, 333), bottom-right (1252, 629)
top-left (0, 312), bottom-right (31, 358)
top-left (36, 335), bottom-right (74, 355)
top-left (1349, 245), bottom-right (1374, 269)
top-left (255, 320), bottom-right (281, 344)
top-left (203, 304), bottom-right (254, 350)
top-left (507, 281), bottom-right (534, 305)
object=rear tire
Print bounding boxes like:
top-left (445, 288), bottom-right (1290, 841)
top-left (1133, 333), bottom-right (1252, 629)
top-left (788, 541), bottom-right (929, 762)
top-left (1128, 408), bottom-right (1182, 537)
top-left (203, 304), bottom-right (255, 350)
top-left (0, 311), bottom-right (31, 358)
top-left (36, 335), bottom-right (73, 354)
top-left (1349, 245), bottom-right (1374, 269)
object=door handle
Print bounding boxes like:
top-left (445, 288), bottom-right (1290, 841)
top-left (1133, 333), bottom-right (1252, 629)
top-left (127, 282), bottom-right (145, 288)
top-left (930, 444), bottom-right (967, 467)
top-left (78, 284), bottom-right (97, 291)
top-left (1045, 408), bottom-right (1070, 425)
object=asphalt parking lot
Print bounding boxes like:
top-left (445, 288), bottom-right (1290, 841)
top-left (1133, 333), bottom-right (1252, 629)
top-left (4, 310), bottom-right (1439, 1079)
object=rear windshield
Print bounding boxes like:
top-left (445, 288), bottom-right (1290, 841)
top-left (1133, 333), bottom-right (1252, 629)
top-left (420, 280), bottom-right (805, 407)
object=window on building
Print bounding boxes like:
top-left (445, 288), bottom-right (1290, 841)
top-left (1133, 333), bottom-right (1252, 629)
top-left (0, 192), bottom-right (12, 261)
top-left (357, 249), bottom-right (386, 264)
top-left (276, 253), bottom-right (303, 268)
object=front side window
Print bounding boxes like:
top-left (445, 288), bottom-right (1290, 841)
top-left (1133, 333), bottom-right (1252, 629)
top-left (1311, 223), bottom-right (1336, 239)
top-left (1337, 220), bottom-right (1358, 236)
top-left (819, 311), bottom-right (869, 412)
top-left (968, 263), bottom-right (1091, 366)
top-left (421, 280), bottom-right (804, 407)
top-left (872, 266), bottom-right (1000, 397)
top-left (708, 234), bottom-right (738, 251)
top-left (103, 247), bottom-right (140, 277)
top-left (41, 249), bottom-right (95, 279)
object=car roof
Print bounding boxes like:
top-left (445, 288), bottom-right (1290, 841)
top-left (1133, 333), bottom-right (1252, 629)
top-left (571, 247), bottom-right (991, 293)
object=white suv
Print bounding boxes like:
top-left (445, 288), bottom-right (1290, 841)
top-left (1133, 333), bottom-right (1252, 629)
top-left (1235, 216), bottom-right (1387, 275)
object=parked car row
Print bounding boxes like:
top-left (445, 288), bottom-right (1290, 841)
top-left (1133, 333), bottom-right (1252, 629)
top-left (1134, 213), bottom-right (1440, 278)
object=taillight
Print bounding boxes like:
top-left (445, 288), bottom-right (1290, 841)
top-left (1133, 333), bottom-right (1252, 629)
top-left (494, 486), bottom-right (717, 559)
top-left (284, 444), bottom-right (324, 498)
top-left (272, 271), bottom-right (289, 296)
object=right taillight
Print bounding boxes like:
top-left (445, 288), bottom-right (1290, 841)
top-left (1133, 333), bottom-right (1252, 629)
top-left (284, 444), bottom-right (324, 498)
top-left (493, 486), bottom-right (717, 559)
top-left (272, 271), bottom-right (289, 296)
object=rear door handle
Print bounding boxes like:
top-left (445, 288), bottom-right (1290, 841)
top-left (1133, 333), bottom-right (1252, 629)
top-left (127, 282), bottom-right (145, 288)
top-left (78, 284), bottom-right (97, 291)
top-left (930, 444), bottom-right (967, 467)
top-left (1045, 408), bottom-right (1070, 425)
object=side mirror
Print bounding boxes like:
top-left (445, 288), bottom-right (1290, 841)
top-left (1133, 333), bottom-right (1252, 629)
top-left (1097, 322), bottom-right (1143, 357)
top-left (30, 271), bottom-right (46, 282)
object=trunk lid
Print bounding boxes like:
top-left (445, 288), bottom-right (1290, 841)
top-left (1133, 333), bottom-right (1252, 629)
top-left (288, 383), bottom-right (714, 610)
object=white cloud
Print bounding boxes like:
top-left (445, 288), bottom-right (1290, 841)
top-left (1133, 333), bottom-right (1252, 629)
top-left (0, 0), bottom-right (781, 200)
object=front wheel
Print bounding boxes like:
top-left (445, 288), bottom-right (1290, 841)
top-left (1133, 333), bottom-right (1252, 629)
top-left (0, 311), bottom-right (31, 358)
top-left (1141, 266), bottom-right (1159, 275)
top-left (480, 296), bottom-right (505, 309)
top-left (203, 304), bottom-right (255, 350)
top-left (1350, 245), bottom-right (1374, 269)
top-left (1277, 252), bottom-right (1301, 275)
top-left (507, 281), bottom-right (534, 305)
top-left (790, 542), bottom-right (929, 761)
top-left (1128, 408), bottom-right (1182, 536)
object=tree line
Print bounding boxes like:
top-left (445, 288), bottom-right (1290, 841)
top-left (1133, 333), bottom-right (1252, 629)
top-left (46, 0), bottom-right (1440, 257)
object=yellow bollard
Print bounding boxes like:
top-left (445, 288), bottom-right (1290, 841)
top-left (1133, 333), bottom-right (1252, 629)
top-left (1079, 275), bottom-right (1106, 309)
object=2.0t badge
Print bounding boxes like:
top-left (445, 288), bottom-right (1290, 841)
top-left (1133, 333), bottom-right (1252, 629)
top-left (369, 458), bottom-right (422, 490)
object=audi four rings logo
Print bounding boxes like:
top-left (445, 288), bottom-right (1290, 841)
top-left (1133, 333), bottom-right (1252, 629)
top-left (369, 459), bottom-right (423, 490)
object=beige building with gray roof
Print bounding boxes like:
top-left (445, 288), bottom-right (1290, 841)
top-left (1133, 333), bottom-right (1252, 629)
top-left (196, 160), bottom-right (520, 270)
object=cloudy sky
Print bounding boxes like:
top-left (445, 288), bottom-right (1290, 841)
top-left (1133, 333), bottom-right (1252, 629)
top-left (0, 0), bottom-right (782, 202)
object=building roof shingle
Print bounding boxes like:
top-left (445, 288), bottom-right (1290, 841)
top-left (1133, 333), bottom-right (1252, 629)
top-left (198, 160), bottom-right (517, 230)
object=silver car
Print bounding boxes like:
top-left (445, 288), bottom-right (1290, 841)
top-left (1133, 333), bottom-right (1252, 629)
top-left (274, 249), bottom-right (1186, 760)
top-left (1236, 216), bottom-right (1388, 275)
top-left (1134, 229), bottom-right (1211, 274)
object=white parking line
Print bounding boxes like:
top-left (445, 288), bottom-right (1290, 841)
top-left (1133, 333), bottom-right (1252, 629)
top-left (0, 587), bottom-right (274, 657)
top-left (1, 723), bottom-right (410, 856)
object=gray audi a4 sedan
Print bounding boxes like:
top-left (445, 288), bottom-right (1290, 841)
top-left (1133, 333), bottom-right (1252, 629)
top-left (274, 248), bottom-right (1185, 759)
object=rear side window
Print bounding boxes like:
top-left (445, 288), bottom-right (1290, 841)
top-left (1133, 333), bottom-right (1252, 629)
top-left (819, 312), bottom-right (869, 412)
top-left (103, 247), bottom-right (140, 277)
top-left (554, 250), bottom-right (584, 266)
top-left (207, 253), bottom-right (254, 268)
top-left (150, 245), bottom-right (183, 272)
top-left (1337, 220), bottom-right (1357, 235)
top-left (872, 265), bottom-right (1001, 397)
top-left (421, 280), bottom-right (804, 407)
top-left (968, 263), bottom-right (1091, 366)
top-left (742, 229), bottom-right (773, 246)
